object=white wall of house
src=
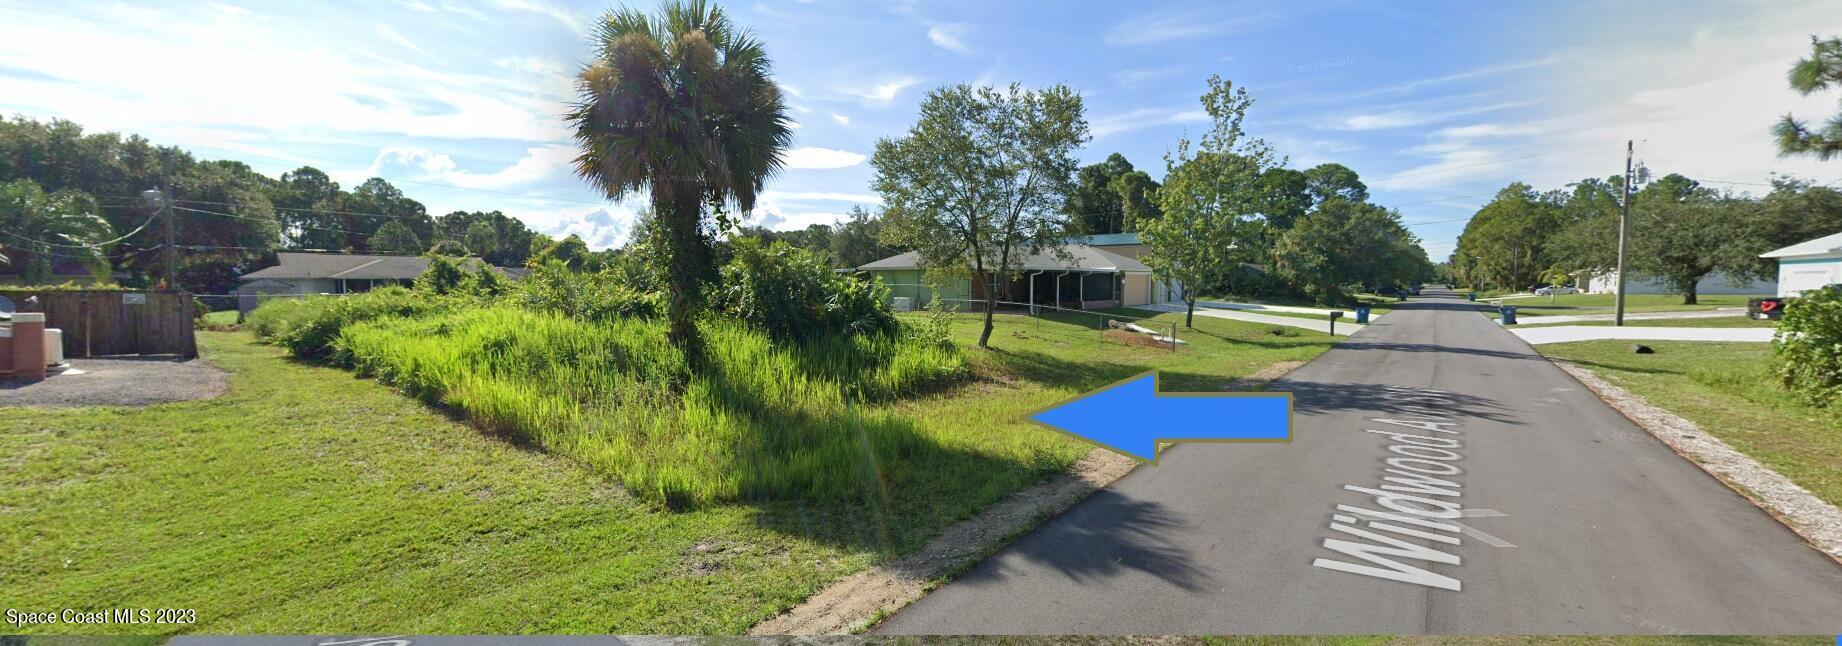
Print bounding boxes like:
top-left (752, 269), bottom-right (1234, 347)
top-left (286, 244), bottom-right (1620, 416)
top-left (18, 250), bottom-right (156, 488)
top-left (1775, 255), bottom-right (1842, 297)
top-left (1579, 270), bottom-right (1774, 296)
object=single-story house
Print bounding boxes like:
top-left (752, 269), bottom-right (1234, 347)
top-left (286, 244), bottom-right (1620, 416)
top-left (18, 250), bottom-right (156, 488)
top-left (1573, 269), bottom-right (1775, 296)
top-left (856, 235), bottom-right (1174, 311)
top-left (235, 252), bottom-right (524, 314)
top-left (1761, 231), bottom-right (1842, 297)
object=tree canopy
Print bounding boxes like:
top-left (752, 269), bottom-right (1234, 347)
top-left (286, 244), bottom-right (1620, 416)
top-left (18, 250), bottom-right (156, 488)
top-left (872, 82), bottom-right (1088, 348)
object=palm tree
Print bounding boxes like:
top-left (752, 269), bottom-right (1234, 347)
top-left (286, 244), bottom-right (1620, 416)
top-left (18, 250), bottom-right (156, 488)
top-left (566, 0), bottom-right (793, 355)
top-left (0, 179), bottom-right (114, 283)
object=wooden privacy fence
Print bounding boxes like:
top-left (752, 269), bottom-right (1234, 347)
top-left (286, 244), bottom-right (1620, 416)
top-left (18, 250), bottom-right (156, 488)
top-left (2, 290), bottom-right (197, 358)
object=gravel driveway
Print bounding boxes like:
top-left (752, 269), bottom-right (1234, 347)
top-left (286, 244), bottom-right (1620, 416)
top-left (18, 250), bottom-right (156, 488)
top-left (1, 356), bottom-right (228, 407)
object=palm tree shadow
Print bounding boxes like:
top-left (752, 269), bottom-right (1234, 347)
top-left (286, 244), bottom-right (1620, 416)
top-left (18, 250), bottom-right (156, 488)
top-left (943, 489), bottom-right (1212, 592)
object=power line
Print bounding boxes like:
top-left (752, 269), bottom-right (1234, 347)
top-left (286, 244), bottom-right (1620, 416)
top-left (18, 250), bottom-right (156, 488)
top-left (0, 209), bottom-right (162, 249)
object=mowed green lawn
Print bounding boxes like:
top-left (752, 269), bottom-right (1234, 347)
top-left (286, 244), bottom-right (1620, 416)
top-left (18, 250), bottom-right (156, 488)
top-left (1516, 316), bottom-right (1777, 329)
top-left (1539, 341), bottom-right (1842, 508)
top-left (1486, 293), bottom-right (1762, 317)
top-left (2, 313), bottom-right (1333, 635)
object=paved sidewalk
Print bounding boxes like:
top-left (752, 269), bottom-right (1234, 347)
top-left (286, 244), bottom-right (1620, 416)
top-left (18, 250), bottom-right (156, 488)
top-left (1132, 303), bottom-right (1365, 336)
top-left (1511, 325), bottom-right (1775, 345)
top-left (1193, 299), bottom-right (1371, 320)
top-left (1511, 308), bottom-right (1748, 326)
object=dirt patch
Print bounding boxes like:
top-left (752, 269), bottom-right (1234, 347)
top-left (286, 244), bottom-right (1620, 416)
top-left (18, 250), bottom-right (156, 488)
top-left (1222, 360), bottom-right (1306, 391)
top-left (749, 359), bottom-right (1311, 636)
top-left (1102, 329), bottom-right (1174, 350)
top-left (1553, 359), bottom-right (1842, 563)
top-left (0, 356), bottom-right (228, 408)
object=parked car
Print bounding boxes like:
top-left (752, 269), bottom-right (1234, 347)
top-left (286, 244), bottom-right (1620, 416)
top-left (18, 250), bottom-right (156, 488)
top-left (1749, 297), bottom-right (1785, 320)
top-left (1534, 285), bottom-right (1580, 296)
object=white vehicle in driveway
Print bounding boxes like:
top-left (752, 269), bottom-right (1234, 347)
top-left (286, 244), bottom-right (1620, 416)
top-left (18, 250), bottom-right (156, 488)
top-left (1533, 285), bottom-right (1580, 296)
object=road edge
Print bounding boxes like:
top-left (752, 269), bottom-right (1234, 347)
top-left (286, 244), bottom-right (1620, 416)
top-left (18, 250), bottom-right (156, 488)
top-left (1549, 358), bottom-right (1842, 564)
top-left (748, 360), bottom-right (1307, 636)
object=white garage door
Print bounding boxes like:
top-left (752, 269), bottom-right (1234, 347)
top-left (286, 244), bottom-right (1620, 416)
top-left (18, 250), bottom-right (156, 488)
top-left (1782, 266), bottom-right (1836, 296)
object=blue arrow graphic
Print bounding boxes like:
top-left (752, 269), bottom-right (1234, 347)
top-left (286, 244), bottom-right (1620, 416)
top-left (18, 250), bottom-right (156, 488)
top-left (1028, 370), bottom-right (1291, 463)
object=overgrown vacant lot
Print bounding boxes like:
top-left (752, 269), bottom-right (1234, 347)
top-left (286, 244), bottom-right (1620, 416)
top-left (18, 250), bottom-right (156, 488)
top-left (1, 312), bottom-right (1332, 635)
top-left (1540, 340), bottom-right (1842, 508)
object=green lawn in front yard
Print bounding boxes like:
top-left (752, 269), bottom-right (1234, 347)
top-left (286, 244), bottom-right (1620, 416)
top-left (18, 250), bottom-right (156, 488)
top-left (201, 310), bottom-right (238, 326)
top-left (1485, 293), bottom-right (1761, 317)
top-left (1538, 340), bottom-right (1842, 509)
top-left (1515, 316), bottom-right (1777, 329)
top-left (2, 313), bottom-right (1334, 635)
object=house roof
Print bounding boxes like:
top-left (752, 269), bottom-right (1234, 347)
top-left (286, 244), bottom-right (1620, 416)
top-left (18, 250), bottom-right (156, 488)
top-left (1762, 231), bottom-right (1842, 259)
top-left (857, 244), bottom-right (1151, 273)
top-left (239, 252), bottom-right (519, 281)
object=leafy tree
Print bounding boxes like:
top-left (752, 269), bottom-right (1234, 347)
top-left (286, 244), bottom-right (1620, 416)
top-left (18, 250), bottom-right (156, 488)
top-left (0, 179), bottom-right (113, 283)
top-left (829, 205), bottom-right (897, 268)
top-left (1452, 183), bottom-right (1561, 290)
top-left (1626, 179), bottom-right (1753, 305)
top-left (1141, 75), bottom-right (1277, 328)
top-left (428, 239), bottom-right (468, 256)
top-left (1775, 36), bottom-right (1842, 160)
top-left (463, 220), bottom-right (498, 257)
top-left (1274, 198), bottom-right (1427, 304)
top-left (1066, 153), bottom-right (1132, 234)
top-left (1303, 163), bottom-right (1368, 204)
top-left (1257, 167), bottom-right (1312, 230)
top-left (370, 220), bottom-right (423, 254)
top-left (531, 233), bottom-right (598, 271)
top-left (1111, 168), bottom-right (1162, 232)
top-left (873, 82), bottom-right (1088, 348)
top-left (567, 1), bottom-right (793, 355)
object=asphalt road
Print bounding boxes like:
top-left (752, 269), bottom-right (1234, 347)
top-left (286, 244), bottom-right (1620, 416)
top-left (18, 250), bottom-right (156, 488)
top-left (878, 287), bottom-right (1842, 634)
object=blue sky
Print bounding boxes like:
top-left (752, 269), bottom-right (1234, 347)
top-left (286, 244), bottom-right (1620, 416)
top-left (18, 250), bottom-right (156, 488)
top-left (3, 0), bottom-right (1841, 260)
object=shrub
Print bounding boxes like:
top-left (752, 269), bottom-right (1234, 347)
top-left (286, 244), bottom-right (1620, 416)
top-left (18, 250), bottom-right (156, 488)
top-left (713, 239), bottom-right (897, 343)
top-left (248, 286), bottom-right (446, 359)
top-left (514, 259), bottom-right (662, 321)
top-left (332, 306), bottom-right (966, 505)
top-left (1773, 287), bottom-right (1842, 406)
top-left (416, 255), bottom-right (468, 295)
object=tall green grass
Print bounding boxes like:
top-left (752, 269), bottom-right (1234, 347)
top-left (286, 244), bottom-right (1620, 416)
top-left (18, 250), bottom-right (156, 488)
top-left (326, 305), bottom-right (968, 506)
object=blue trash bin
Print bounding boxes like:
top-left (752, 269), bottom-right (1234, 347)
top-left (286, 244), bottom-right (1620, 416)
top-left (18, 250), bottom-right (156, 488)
top-left (1499, 306), bottom-right (1518, 325)
top-left (1467, 292), bottom-right (1476, 301)
top-left (1354, 304), bottom-right (1371, 324)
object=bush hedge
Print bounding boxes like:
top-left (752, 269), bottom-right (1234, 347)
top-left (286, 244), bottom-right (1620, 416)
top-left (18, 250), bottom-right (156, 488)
top-left (1774, 287), bottom-right (1842, 406)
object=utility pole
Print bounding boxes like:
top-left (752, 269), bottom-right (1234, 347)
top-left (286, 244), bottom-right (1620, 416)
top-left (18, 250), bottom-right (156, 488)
top-left (1614, 140), bottom-right (1633, 327)
top-left (142, 186), bottom-right (176, 289)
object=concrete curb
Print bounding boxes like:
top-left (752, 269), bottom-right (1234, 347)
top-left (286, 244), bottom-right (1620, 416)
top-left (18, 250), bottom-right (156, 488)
top-left (1551, 359), bottom-right (1842, 564)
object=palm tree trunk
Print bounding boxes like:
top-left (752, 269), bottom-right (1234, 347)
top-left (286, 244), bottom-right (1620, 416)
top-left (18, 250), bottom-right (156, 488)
top-left (662, 195), bottom-right (706, 363)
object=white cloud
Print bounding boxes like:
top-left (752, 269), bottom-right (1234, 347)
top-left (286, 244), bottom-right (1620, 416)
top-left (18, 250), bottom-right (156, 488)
top-left (927, 24), bottom-right (972, 55)
top-left (490, 0), bottom-right (582, 34)
top-left (1104, 9), bottom-right (1278, 47)
top-left (364, 144), bottom-right (577, 189)
top-left (0, 3), bottom-right (573, 144)
top-left (376, 25), bottom-right (432, 58)
top-left (1091, 107), bottom-right (1209, 138)
top-left (1111, 66), bottom-right (1184, 89)
top-left (783, 146), bottom-right (867, 170)
top-left (1435, 123), bottom-right (1540, 139)
top-left (836, 75), bottom-right (921, 106)
top-left (830, 113), bottom-right (851, 126)
top-left (1330, 101), bottom-right (1530, 131)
